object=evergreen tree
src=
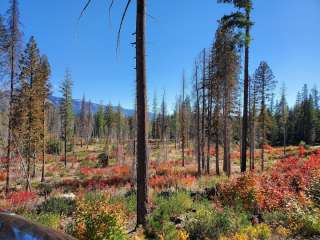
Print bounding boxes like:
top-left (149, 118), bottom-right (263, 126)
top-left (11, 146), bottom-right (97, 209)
top-left (95, 103), bottom-right (105, 138)
top-left (60, 69), bottom-right (74, 168)
top-left (213, 25), bottom-right (241, 176)
top-left (159, 91), bottom-right (168, 162)
top-left (180, 71), bottom-right (186, 167)
top-left (79, 95), bottom-right (87, 147)
top-left (249, 76), bottom-right (257, 170)
top-left (218, 0), bottom-right (253, 173)
top-left (254, 61), bottom-right (276, 171)
top-left (151, 90), bottom-right (158, 140)
top-left (279, 85), bottom-right (288, 155)
top-left (18, 36), bottom-right (42, 190)
top-left (39, 55), bottom-right (51, 182)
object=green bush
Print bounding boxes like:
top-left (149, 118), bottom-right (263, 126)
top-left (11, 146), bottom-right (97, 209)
top-left (24, 212), bottom-right (61, 230)
top-left (295, 208), bottom-right (320, 237)
top-left (97, 152), bottom-right (109, 167)
top-left (184, 206), bottom-right (250, 240)
top-left (308, 178), bottom-right (320, 206)
top-left (46, 140), bottom-right (61, 154)
top-left (299, 141), bottom-right (306, 147)
top-left (109, 191), bottom-right (136, 214)
top-left (263, 210), bottom-right (289, 228)
top-left (287, 200), bottom-right (320, 237)
top-left (220, 224), bottom-right (272, 240)
top-left (146, 191), bottom-right (193, 239)
top-left (37, 182), bottom-right (52, 199)
top-left (72, 194), bottom-right (127, 240)
top-left (37, 197), bottom-right (76, 216)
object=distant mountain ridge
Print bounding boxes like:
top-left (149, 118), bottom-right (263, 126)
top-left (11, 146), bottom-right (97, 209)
top-left (48, 96), bottom-right (137, 117)
top-left (0, 92), bottom-right (137, 117)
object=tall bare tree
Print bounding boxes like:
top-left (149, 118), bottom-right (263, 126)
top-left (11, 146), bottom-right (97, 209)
top-left (194, 62), bottom-right (201, 175)
top-left (180, 71), bottom-right (186, 167)
top-left (5, 0), bottom-right (21, 195)
top-left (249, 76), bottom-right (257, 170)
top-left (201, 49), bottom-right (206, 171)
top-left (135, 0), bottom-right (148, 226)
top-left (78, 0), bottom-right (155, 226)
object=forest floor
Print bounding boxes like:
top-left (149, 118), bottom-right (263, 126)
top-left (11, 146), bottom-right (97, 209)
top-left (0, 143), bottom-right (320, 240)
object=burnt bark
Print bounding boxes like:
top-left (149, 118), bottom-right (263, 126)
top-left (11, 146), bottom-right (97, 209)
top-left (136, 0), bottom-right (148, 227)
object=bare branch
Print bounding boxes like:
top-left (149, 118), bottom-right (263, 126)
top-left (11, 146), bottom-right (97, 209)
top-left (116, 0), bottom-right (132, 53)
top-left (109, 0), bottom-right (115, 18)
top-left (108, 0), bottom-right (115, 26)
top-left (78, 0), bottom-right (93, 22)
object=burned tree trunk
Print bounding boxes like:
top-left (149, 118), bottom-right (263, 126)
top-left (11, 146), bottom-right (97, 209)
top-left (136, 0), bottom-right (148, 227)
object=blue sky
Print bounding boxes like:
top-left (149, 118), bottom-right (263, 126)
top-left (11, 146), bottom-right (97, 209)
top-left (0, 0), bottom-right (319, 110)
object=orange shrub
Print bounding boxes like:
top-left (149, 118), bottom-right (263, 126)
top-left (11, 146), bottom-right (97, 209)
top-left (0, 170), bottom-right (6, 181)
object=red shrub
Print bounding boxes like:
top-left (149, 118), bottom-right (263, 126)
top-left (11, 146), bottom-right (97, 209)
top-left (299, 146), bottom-right (305, 157)
top-left (80, 167), bottom-right (107, 176)
top-left (149, 174), bottom-right (196, 190)
top-left (112, 166), bottom-right (129, 176)
top-left (7, 191), bottom-right (37, 205)
top-left (210, 147), bottom-right (215, 157)
top-left (0, 170), bottom-right (6, 181)
top-left (0, 157), bottom-right (7, 164)
top-left (60, 155), bottom-right (77, 162)
top-left (219, 154), bottom-right (320, 211)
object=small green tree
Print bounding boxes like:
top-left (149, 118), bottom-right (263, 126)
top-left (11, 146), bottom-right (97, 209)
top-left (254, 61), bottom-right (276, 171)
top-left (39, 55), bottom-right (51, 182)
top-left (60, 69), bottom-right (74, 168)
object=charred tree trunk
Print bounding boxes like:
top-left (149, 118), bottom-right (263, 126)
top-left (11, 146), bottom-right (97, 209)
top-left (223, 86), bottom-right (231, 176)
top-left (261, 99), bottom-right (265, 171)
top-left (195, 65), bottom-right (201, 176)
top-left (214, 103), bottom-right (220, 175)
top-left (283, 124), bottom-right (286, 156)
top-left (206, 84), bottom-right (212, 175)
top-left (250, 100), bottom-right (256, 171)
top-left (181, 73), bottom-right (186, 167)
top-left (5, 44), bottom-right (14, 195)
top-left (5, 0), bottom-right (19, 194)
top-left (136, 0), bottom-right (148, 227)
top-left (201, 49), bottom-right (206, 171)
top-left (41, 105), bottom-right (45, 182)
top-left (64, 124), bottom-right (67, 168)
top-left (241, 13), bottom-right (250, 173)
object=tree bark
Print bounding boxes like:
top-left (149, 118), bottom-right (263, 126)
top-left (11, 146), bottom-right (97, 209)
top-left (215, 104), bottom-right (220, 176)
top-left (181, 74), bottom-right (185, 167)
top-left (201, 49), bottom-right (206, 171)
top-left (5, 42), bottom-right (15, 195)
top-left (241, 12), bottom-right (250, 173)
top-left (207, 84), bottom-right (212, 175)
top-left (195, 65), bottom-right (201, 176)
top-left (136, 0), bottom-right (148, 227)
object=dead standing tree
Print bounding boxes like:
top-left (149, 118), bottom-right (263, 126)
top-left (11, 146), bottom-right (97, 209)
top-left (6, 0), bottom-right (21, 195)
top-left (80, 0), bottom-right (148, 227)
top-left (193, 62), bottom-right (201, 175)
top-left (180, 71), bottom-right (186, 167)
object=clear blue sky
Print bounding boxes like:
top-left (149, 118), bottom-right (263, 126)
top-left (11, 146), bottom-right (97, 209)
top-left (0, 0), bottom-right (319, 110)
